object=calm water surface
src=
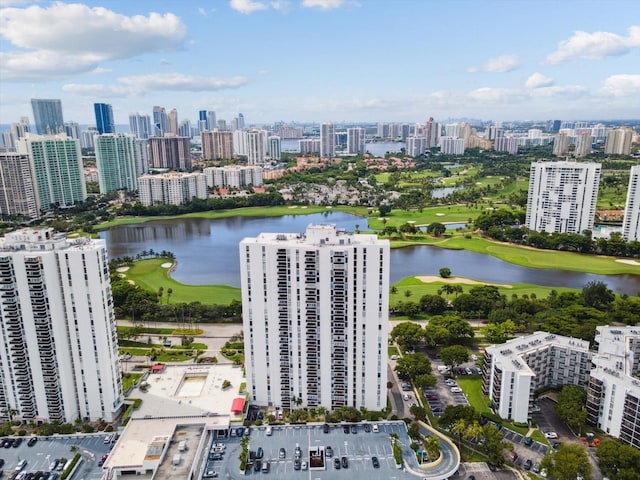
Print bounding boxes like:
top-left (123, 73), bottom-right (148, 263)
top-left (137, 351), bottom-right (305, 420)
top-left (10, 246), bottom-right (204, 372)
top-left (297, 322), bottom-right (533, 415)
top-left (99, 213), bottom-right (640, 295)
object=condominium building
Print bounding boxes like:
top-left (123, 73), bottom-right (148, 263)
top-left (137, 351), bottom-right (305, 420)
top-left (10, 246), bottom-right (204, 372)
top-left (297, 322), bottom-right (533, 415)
top-left (148, 135), bottom-right (191, 170)
top-left (377, 123), bottom-right (389, 139)
top-left (94, 103), bottom-right (115, 134)
top-left (486, 126), bottom-right (504, 141)
top-left (0, 153), bottom-right (40, 219)
top-left (31, 99), bottom-right (64, 135)
top-left (17, 134), bottom-right (87, 211)
top-left (201, 130), bottom-right (234, 160)
top-left (94, 133), bottom-right (143, 193)
top-left (246, 129), bottom-right (267, 165)
top-left (299, 139), bottom-right (320, 155)
top-left (574, 132), bottom-right (593, 158)
top-left (167, 109), bottom-right (179, 135)
top-left (406, 137), bottom-right (427, 157)
top-left (622, 165), bottom-right (640, 241)
top-left (137, 172), bottom-right (207, 206)
top-left (203, 165), bottom-right (263, 189)
top-left (232, 130), bottom-right (247, 156)
top-left (482, 332), bottom-right (591, 423)
top-left (439, 136), bottom-right (465, 155)
top-left (525, 161), bottom-right (601, 234)
top-left (152, 106), bottom-right (168, 137)
top-left (552, 133), bottom-right (570, 157)
top-left (129, 113), bottom-right (152, 140)
top-left (426, 118), bottom-right (440, 148)
top-left (320, 123), bottom-right (336, 157)
top-left (494, 136), bottom-right (518, 155)
top-left (587, 326), bottom-right (640, 449)
top-left (605, 128), bottom-right (634, 156)
top-left (64, 122), bottom-right (81, 140)
top-left (240, 224), bottom-right (389, 411)
top-left (0, 228), bottom-right (123, 423)
top-left (347, 127), bottom-right (366, 154)
top-left (267, 136), bottom-right (281, 161)
top-left (277, 126), bottom-right (304, 139)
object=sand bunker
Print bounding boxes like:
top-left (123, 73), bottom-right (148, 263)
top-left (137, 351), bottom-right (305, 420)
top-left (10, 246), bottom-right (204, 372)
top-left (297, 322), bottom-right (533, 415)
top-left (616, 259), bottom-right (640, 266)
top-left (116, 266), bottom-right (130, 273)
top-left (161, 262), bottom-right (172, 268)
top-left (127, 280), bottom-right (136, 285)
top-left (436, 213), bottom-right (445, 216)
top-left (416, 275), bottom-right (512, 288)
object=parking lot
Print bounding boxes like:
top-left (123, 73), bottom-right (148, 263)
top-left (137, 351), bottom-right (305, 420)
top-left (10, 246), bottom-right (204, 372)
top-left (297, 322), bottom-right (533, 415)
top-left (200, 421), bottom-right (428, 480)
top-left (0, 433), bottom-right (113, 480)
top-left (424, 360), bottom-right (479, 417)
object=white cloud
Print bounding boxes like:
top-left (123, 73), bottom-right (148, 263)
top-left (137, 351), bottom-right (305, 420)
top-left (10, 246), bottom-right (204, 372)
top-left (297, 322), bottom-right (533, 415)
top-left (0, 3), bottom-right (187, 81)
top-left (601, 74), bottom-right (640, 97)
top-left (270, 1), bottom-right (291, 11)
top-left (89, 67), bottom-right (112, 75)
top-left (546, 25), bottom-right (640, 64)
top-left (229, 0), bottom-right (268, 14)
top-left (525, 72), bottom-right (554, 89)
top-left (62, 83), bottom-right (135, 97)
top-left (468, 87), bottom-right (524, 103)
top-left (529, 85), bottom-right (588, 98)
top-left (302, 0), bottom-right (344, 9)
top-left (469, 55), bottom-right (520, 73)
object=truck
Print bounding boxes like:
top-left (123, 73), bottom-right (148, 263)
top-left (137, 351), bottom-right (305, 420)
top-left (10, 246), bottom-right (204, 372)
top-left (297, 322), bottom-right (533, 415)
top-left (178, 440), bottom-right (187, 452)
top-left (172, 454), bottom-right (181, 466)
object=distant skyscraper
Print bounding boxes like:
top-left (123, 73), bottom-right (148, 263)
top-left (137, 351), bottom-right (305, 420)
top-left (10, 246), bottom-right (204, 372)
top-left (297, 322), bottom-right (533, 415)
top-left (440, 136), bottom-right (465, 155)
top-left (81, 127), bottom-right (98, 150)
top-left (406, 136), bottom-right (427, 157)
top-left (246, 129), bottom-right (267, 165)
top-left (129, 112), bottom-right (152, 139)
top-left (0, 228), bottom-right (123, 423)
top-left (94, 103), bottom-right (115, 134)
top-left (605, 128), bottom-right (634, 156)
top-left (347, 127), bottom-right (366, 154)
top-left (526, 161), bottom-right (601, 234)
top-left (299, 139), bottom-right (320, 154)
top-left (17, 134), bottom-right (87, 211)
top-left (486, 126), bottom-right (504, 141)
top-left (63, 122), bottom-right (81, 140)
top-left (444, 123), bottom-right (460, 138)
top-left (148, 136), bottom-right (191, 170)
top-left (622, 165), bottom-right (640, 242)
top-left (552, 133), bottom-right (570, 157)
top-left (267, 136), bottom-right (281, 161)
top-left (201, 130), bottom-right (234, 160)
top-left (31, 99), bottom-right (64, 135)
top-left (494, 136), bottom-right (518, 155)
top-left (426, 118), bottom-right (440, 148)
top-left (237, 113), bottom-right (245, 130)
top-left (198, 110), bottom-right (208, 133)
top-left (574, 133), bottom-right (593, 158)
top-left (377, 122), bottom-right (389, 139)
top-left (152, 106), bottom-right (168, 137)
top-left (240, 224), bottom-right (389, 411)
top-left (94, 134), bottom-right (142, 193)
top-left (208, 111), bottom-right (217, 131)
top-left (167, 108), bottom-right (179, 135)
top-left (10, 117), bottom-right (31, 141)
top-left (0, 152), bottom-right (40, 219)
top-left (320, 122), bottom-right (336, 157)
top-left (217, 119), bottom-right (227, 131)
top-left (551, 120), bottom-right (562, 132)
top-left (178, 119), bottom-right (191, 138)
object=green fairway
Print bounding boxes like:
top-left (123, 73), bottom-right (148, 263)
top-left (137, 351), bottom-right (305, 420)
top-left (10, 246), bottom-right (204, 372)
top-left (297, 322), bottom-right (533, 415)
top-left (122, 258), bottom-right (241, 304)
top-left (369, 204), bottom-right (485, 228)
top-left (391, 276), bottom-right (578, 305)
top-left (389, 234), bottom-right (640, 276)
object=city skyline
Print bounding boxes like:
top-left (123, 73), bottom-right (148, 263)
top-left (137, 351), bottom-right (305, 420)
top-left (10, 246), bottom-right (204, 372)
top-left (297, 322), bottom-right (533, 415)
top-left (1, 1), bottom-right (639, 125)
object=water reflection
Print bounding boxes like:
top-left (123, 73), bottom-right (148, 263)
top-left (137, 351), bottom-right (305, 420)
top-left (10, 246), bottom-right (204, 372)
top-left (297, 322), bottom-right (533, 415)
top-left (99, 213), bottom-right (640, 295)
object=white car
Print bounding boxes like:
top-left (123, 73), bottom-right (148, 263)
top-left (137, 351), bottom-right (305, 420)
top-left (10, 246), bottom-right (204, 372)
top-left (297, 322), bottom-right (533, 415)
top-left (390, 355), bottom-right (399, 360)
top-left (544, 431), bottom-right (558, 439)
top-left (450, 387), bottom-right (463, 393)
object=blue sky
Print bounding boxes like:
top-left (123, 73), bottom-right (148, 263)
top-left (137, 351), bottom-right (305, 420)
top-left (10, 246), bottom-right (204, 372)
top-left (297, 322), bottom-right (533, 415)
top-left (1, 0), bottom-right (639, 126)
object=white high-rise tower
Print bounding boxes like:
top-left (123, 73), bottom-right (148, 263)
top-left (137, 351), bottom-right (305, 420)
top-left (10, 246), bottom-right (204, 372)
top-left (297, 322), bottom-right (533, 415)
top-left (0, 228), bottom-right (123, 423)
top-left (240, 225), bottom-right (389, 411)
top-left (622, 165), bottom-right (640, 241)
top-left (320, 123), bottom-right (336, 157)
top-left (526, 161), bottom-right (601, 234)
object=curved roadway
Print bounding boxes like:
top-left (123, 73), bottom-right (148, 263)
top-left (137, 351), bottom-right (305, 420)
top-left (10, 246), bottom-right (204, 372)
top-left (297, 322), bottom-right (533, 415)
top-left (405, 421), bottom-right (459, 480)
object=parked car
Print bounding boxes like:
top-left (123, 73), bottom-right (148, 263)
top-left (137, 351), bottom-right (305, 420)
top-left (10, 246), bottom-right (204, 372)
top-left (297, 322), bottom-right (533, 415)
top-left (544, 431), bottom-right (558, 439)
top-left (278, 447), bottom-right (286, 459)
top-left (301, 461), bottom-right (307, 470)
top-left (372, 456), bottom-right (380, 468)
top-left (27, 437), bottom-right (37, 447)
top-left (372, 424), bottom-right (379, 433)
top-left (363, 423), bottom-right (371, 432)
top-left (341, 456), bottom-right (348, 468)
top-left (523, 436), bottom-right (534, 446)
top-left (323, 423), bottom-right (329, 433)
top-left (294, 459), bottom-right (301, 470)
top-left (450, 387), bottom-right (463, 393)
top-left (533, 462), bottom-right (541, 473)
top-left (326, 446), bottom-right (333, 457)
top-left (203, 471), bottom-right (218, 478)
top-left (256, 447), bottom-right (263, 459)
top-left (523, 459), bottom-right (533, 470)
top-left (334, 458), bottom-right (341, 469)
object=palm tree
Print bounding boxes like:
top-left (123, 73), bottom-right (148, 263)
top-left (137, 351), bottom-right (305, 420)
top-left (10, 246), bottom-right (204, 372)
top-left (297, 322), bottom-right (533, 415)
top-left (465, 421), bottom-right (484, 445)
top-left (425, 436), bottom-right (441, 461)
top-left (451, 419), bottom-right (467, 449)
top-left (166, 287), bottom-right (173, 304)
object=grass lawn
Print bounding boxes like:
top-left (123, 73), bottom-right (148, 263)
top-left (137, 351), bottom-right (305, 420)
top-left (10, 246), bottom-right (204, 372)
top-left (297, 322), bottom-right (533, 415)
top-left (530, 430), bottom-right (548, 444)
top-left (456, 376), bottom-right (492, 415)
top-left (123, 258), bottom-right (241, 304)
top-left (122, 373), bottom-right (143, 392)
top-left (369, 205), bottom-right (487, 228)
top-left (391, 276), bottom-right (578, 305)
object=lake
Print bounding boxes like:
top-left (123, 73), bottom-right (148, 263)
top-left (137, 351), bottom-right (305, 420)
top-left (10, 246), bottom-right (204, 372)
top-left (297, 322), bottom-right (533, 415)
top-left (99, 212), bottom-right (640, 295)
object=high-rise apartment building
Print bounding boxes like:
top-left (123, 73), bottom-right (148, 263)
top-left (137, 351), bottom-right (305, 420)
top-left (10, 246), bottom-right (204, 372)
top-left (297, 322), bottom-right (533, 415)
top-left (129, 113), bottom-right (152, 139)
top-left (148, 135), bottom-right (191, 170)
top-left (494, 136), bottom-right (518, 155)
top-left (237, 113), bottom-right (245, 130)
top-left (406, 137), bottom-right (427, 157)
top-left (10, 118), bottom-right (31, 141)
top-left (376, 123), bottom-right (389, 139)
top-left (622, 165), bottom-right (640, 241)
top-left (198, 110), bottom-right (208, 134)
top-left (203, 165), bottom-right (263, 189)
top-left (586, 326), bottom-right (640, 449)
top-left (201, 130), bottom-right (234, 160)
top-left (137, 172), bottom-right (207, 206)
top-left (167, 109), bottom-right (179, 135)
top-left (299, 139), bottom-right (320, 155)
top-left (552, 133), bottom-right (570, 157)
top-left (94, 134), bottom-right (143, 193)
top-left (440, 136), bottom-right (465, 155)
top-left (426, 117), bottom-right (440, 148)
top-left (31, 99), bottom-right (64, 135)
top-left (267, 136), bottom-right (281, 161)
top-left (526, 161), bottom-right (601, 234)
top-left (240, 224), bottom-right (389, 411)
top-left (277, 126), bottom-right (304, 139)
top-left (152, 106), bottom-right (168, 137)
top-left (320, 123), bottom-right (335, 157)
top-left (246, 129), bottom-right (267, 165)
top-left (347, 127), bottom-right (366, 154)
top-left (0, 152), bottom-right (40, 219)
top-left (0, 228), bottom-right (123, 423)
top-left (94, 103), bottom-right (115, 134)
top-left (574, 132), bottom-right (593, 158)
top-left (605, 128), bottom-right (634, 156)
top-left (486, 126), bottom-right (504, 141)
top-left (17, 134), bottom-right (87, 211)
top-left (63, 122), bottom-right (81, 140)
top-left (81, 127), bottom-right (98, 150)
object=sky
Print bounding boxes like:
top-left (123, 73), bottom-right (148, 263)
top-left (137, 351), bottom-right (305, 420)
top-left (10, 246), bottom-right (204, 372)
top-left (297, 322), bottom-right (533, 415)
top-left (1, 0), bottom-right (639, 126)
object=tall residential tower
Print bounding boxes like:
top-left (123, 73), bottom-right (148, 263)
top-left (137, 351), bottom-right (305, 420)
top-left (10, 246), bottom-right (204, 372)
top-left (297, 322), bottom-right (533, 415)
top-left (31, 99), bottom-right (64, 135)
top-left (240, 225), bottom-right (389, 411)
top-left (622, 165), bottom-right (640, 241)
